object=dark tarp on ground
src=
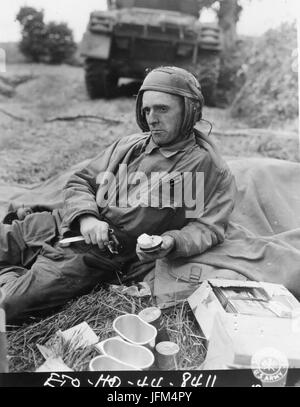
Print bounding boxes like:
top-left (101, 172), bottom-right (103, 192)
top-left (1, 157), bottom-right (300, 307)
top-left (153, 157), bottom-right (300, 307)
top-left (0, 159), bottom-right (90, 221)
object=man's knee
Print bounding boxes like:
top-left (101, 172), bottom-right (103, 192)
top-left (1, 251), bottom-right (109, 322)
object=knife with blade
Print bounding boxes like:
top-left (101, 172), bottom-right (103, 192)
top-left (58, 236), bottom-right (85, 245)
top-left (58, 229), bottom-right (121, 255)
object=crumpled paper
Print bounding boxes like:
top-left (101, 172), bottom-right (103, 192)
top-left (58, 321), bottom-right (98, 349)
top-left (36, 357), bottom-right (73, 372)
top-left (36, 321), bottom-right (99, 371)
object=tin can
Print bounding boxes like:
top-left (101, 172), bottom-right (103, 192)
top-left (155, 341), bottom-right (179, 370)
top-left (0, 289), bottom-right (8, 372)
top-left (138, 307), bottom-right (170, 343)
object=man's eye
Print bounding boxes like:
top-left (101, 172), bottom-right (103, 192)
top-left (159, 106), bottom-right (168, 112)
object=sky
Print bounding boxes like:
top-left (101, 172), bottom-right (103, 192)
top-left (0, 0), bottom-right (299, 43)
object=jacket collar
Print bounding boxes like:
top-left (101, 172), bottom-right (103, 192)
top-left (144, 134), bottom-right (196, 158)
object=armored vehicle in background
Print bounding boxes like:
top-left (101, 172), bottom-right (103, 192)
top-left (81, 0), bottom-right (222, 105)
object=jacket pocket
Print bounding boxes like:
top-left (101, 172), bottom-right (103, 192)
top-left (22, 212), bottom-right (58, 247)
top-left (147, 173), bottom-right (183, 210)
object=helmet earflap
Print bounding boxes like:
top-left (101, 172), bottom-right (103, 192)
top-left (136, 90), bottom-right (149, 132)
top-left (192, 83), bottom-right (205, 122)
top-left (193, 100), bottom-right (203, 122)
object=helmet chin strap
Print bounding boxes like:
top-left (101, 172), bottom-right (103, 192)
top-left (199, 118), bottom-right (213, 137)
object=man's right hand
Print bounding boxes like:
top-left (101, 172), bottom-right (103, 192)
top-left (79, 215), bottom-right (109, 250)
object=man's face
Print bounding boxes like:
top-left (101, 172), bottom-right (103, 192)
top-left (142, 90), bottom-right (184, 146)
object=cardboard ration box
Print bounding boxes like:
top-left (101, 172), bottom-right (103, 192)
top-left (188, 279), bottom-right (300, 370)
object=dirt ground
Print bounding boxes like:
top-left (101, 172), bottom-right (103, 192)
top-left (0, 63), bottom-right (298, 187)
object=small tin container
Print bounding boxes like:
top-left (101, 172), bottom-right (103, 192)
top-left (155, 341), bottom-right (179, 370)
top-left (138, 307), bottom-right (170, 343)
top-left (138, 307), bottom-right (162, 329)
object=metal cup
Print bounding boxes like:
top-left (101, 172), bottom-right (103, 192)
top-left (95, 337), bottom-right (154, 370)
top-left (89, 355), bottom-right (140, 371)
top-left (113, 314), bottom-right (157, 349)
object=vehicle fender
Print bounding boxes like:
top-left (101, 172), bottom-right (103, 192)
top-left (80, 31), bottom-right (112, 60)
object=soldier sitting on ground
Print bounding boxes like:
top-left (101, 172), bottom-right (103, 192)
top-left (0, 66), bottom-right (236, 322)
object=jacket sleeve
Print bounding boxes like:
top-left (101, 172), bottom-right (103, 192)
top-left (163, 164), bottom-right (237, 258)
top-left (61, 140), bottom-right (120, 232)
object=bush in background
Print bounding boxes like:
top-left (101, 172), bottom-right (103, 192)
top-left (44, 22), bottom-right (77, 64)
top-left (16, 7), bottom-right (48, 62)
top-left (216, 36), bottom-right (255, 106)
top-left (230, 22), bottom-right (298, 128)
top-left (16, 6), bottom-right (77, 64)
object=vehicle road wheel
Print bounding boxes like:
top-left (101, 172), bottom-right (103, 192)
top-left (84, 58), bottom-right (118, 99)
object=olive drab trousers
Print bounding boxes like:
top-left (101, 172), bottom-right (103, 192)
top-left (0, 212), bottom-right (124, 322)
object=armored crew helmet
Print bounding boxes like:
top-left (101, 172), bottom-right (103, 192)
top-left (136, 66), bottom-right (204, 136)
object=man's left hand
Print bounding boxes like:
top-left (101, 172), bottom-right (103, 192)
top-left (136, 235), bottom-right (175, 261)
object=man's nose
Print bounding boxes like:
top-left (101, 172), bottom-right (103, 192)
top-left (147, 110), bottom-right (159, 125)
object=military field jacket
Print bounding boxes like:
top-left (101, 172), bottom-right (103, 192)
top-left (61, 129), bottom-right (237, 258)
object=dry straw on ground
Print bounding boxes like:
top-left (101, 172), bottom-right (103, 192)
top-left (7, 286), bottom-right (206, 372)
